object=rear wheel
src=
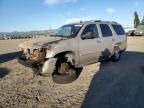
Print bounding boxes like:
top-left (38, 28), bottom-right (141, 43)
top-left (111, 48), bottom-right (121, 62)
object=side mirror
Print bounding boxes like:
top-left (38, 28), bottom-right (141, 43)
top-left (81, 32), bottom-right (94, 39)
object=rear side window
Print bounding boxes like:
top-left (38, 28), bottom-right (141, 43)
top-left (100, 24), bottom-right (112, 37)
top-left (112, 25), bottom-right (125, 35)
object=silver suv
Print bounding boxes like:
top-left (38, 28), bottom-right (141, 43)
top-left (18, 20), bottom-right (127, 82)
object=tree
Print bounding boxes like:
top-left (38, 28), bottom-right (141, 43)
top-left (134, 11), bottom-right (140, 28)
top-left (141, 16), bottom-right (144, 25)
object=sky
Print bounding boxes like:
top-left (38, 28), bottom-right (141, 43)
top-left (0, 0), bottom-right (144, 32)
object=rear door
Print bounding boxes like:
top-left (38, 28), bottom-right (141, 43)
top-left (111, 24), bottom-right (127, 50)
top-left (98, 23), bottom-right (114, 57)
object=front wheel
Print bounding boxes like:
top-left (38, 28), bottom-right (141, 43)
top-left (52, 57), bottom-right (78, 84)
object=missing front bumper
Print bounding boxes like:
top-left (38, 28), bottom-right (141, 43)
top-left (17, 58), bottom-right (36, 67)
top-left (18, 57), bottom-right (58, 77)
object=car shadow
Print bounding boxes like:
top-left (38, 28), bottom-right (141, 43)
top-left (0, 52), bottom-right (18, 64)
top-left (0, 68), bottom-right (10, 78)
top-left (81, 51), bottom-right (144, 108)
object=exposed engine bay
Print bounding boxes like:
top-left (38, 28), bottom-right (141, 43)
top-left (25, 48), bottom-right (46, 63)
top-left (18, 48), bottom-right (49, 75)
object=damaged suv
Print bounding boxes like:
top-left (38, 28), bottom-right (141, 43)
top-left (18, 20), bottom-right (127, 82)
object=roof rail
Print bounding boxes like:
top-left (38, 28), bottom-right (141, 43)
top-left (94, 20), bottom-right (102, 22)
top-left (103, 21), bottom-right (118, 24)
top-left (80, 20), bottom-right (102, 23)
top-left (79, 20), bottom-right (118, 24)
top-left (110, 21), bottom-right (118, 24)
top-left (87, 20), bottom-right (102, 22)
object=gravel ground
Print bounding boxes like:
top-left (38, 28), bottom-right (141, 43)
top-left (0, 37), bottom-right (144, 108)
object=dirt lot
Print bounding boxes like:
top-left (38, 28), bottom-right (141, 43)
top-left (0, 37), bottom-right (144, 108)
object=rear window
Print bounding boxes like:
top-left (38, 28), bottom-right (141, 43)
top-left (112, 25), bottom-right (125, 35)
top-left (100, 24), bottom-right (112, 37)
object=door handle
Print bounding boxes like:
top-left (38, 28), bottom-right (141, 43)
top-left (112, 39), bottom-right (115, 41)
top-left (97, 40), bottom-right (101, 43)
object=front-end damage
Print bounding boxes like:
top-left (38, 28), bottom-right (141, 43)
top-left (41, 58), bottom-right (57, 76)
top-left (18, 37), bottom-right (82, 84)
top-left (18, 47), bottom-right (57, 76)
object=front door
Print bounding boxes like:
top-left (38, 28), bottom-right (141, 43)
top-left (79, 24), bottom-right (101, 65)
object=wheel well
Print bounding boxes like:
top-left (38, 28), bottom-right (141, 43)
top-left (54, 51), bottom-right (75, 65)
top-left (54, 51), bottom-right (73, 58)
top-left (113, 45), bottom-right (120, 53)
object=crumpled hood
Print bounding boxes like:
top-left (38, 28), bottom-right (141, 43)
top-left (19, 37), bottom-right (63, 49)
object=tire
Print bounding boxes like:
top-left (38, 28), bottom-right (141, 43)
top-left (52, 69), bottom-right (77, 84)
top-left (111, 49), bottom-right (121, 62)
top-left (52, 57), bottom-right (78, 84)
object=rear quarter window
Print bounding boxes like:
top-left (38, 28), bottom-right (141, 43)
top-left (112, 24), bottom-right (125, 35)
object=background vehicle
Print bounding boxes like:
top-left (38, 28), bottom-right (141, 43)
top-left (134, 24), bottom-right (144, 36)
top-left (124, 28), bottom-right (135, 36)
top-left (127, 30), bottom-right (135, 36)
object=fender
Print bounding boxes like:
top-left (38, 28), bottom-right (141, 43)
top-left (45, 49), bottom-right (79, 65)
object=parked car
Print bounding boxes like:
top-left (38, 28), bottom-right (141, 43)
top-left (18, 20), bottom-right (127, 80)
top-left (124, 28), bottom-right (135, 36)
top-left (127, 30), bottom-right (135, 36)
top-left (134, 24), bottom-right (144, 36)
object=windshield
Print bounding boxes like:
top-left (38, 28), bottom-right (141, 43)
top-left (50, 24), bottom-right (83, 37)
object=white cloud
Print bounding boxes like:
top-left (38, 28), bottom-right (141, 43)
top-left (65, 17), bottom-right (98, 24)
top-left (106, 8), bottom-right (116, 14)
top-left (44, 0), bottom-right (78, 5)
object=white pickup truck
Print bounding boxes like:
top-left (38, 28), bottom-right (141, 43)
top-left (18, 20), bottom-right (127, 82)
